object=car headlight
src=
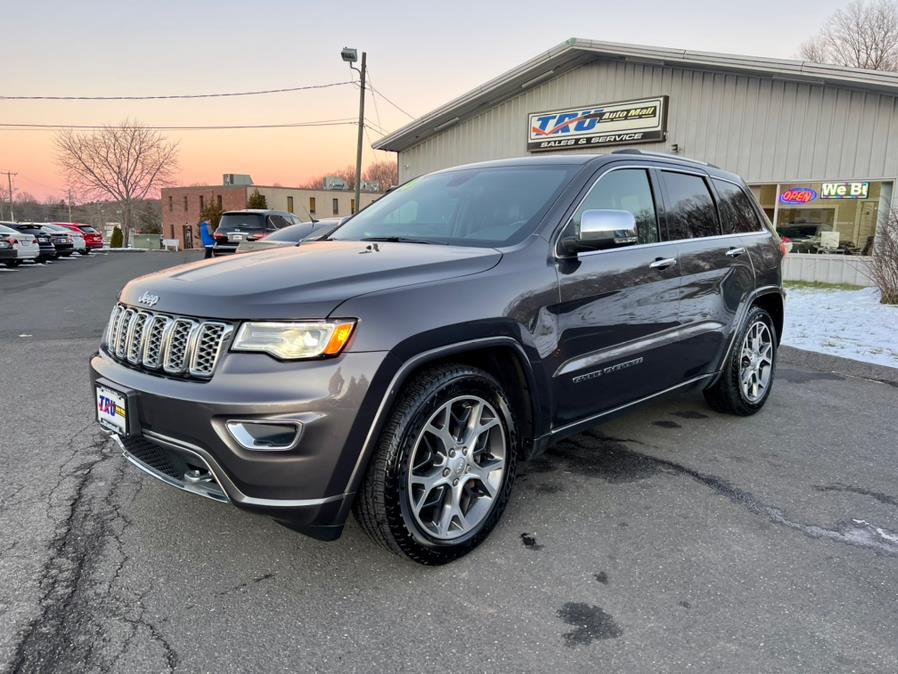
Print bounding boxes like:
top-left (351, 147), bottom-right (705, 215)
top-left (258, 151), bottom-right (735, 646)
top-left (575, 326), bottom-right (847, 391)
top-left (231, 320), bottom-right (356, 359)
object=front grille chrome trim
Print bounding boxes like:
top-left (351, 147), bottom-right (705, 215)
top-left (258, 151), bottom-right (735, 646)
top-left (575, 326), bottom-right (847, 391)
top-left (103, 303), bottom-right (232, 380)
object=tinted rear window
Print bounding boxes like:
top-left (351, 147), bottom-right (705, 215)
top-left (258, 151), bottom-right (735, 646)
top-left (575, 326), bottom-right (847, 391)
top-left (77, 225), bottom-right (98, 233)
top-left (660, 171), bottom-right (720, 240)
top-left (713, 179), bottom-right (762, 234)
top-left (217, 213), bottom-right (268, 232)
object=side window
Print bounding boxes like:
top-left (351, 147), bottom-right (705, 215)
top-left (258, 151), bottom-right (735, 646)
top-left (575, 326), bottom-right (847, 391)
top-left (567, 169), bottom-right (659, 246)
top-left (660, 171), bottom-right (720, 240)
top-left (713, 179), bottom-right (761, 234)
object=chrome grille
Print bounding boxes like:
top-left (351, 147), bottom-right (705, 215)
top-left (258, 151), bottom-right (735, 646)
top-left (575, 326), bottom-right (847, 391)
top-left (190, 322), bottom-right (229, 377)
top-left (142, 316), bottom-right (171, 369)
top-left (126, 312), bottom-right (150, 364)
top-left (103, 304), bottom-right (233, 379)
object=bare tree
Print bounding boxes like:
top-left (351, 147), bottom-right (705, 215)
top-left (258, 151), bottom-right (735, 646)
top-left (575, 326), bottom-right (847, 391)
top-left (799, 0), bottom-right (898, 71)
top-left (868, 209), bottom-right (898, 303)
top-left (363, 159), bottom-right (398, 190)
top-left (55, 120), bottom-right (178, 245)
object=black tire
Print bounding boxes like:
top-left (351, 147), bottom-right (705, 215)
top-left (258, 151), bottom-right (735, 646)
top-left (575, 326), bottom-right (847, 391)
top-left (79, 250), bottom-right (90, 256)
top-left (354, 364), bottom-right (518, 565)
top-left (704, 306), bottom-right (777, 416)
top-left (5, 260), bottom-right (21, 267)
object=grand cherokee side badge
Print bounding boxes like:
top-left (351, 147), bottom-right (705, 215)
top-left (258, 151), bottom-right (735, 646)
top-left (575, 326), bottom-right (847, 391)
top-left (137, 291), bottom-right (159, 307)
top-left (573, 357), bottom-right (644, 384)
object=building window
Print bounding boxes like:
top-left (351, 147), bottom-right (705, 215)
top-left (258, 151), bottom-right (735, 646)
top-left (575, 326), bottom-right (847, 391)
top-left (216, 194), bottom-right (222, 209)
top-left (168, 195), bottom-right (173, 211)
top-left (287, 196), bottom-right (294, 213)
top-left (309, 197), bottom-right (316, 214)
top-left (332, 198), bottom-right (339, 215)
top-left (351, 198), bottom-right (356, 213)
top-left (199, 195), bottom-right (205, 211)
top-left (183, 195), bottom-right (188, 211)
top-left (751, 180), bottom-right (892, 255)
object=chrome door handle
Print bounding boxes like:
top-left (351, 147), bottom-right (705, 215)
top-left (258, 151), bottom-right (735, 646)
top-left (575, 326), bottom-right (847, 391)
top-left (726, 247), bottom-right (746, 258)
top-left (649, 257), bottom-right (677, 270)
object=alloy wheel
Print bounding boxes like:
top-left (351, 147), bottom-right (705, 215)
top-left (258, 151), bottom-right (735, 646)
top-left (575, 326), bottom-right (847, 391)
top-left (739, 320), bottom-right (773, 403)
top-left (407, 395), bottom-right (507, 540)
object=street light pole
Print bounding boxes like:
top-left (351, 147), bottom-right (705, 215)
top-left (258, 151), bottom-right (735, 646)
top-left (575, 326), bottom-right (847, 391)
top-left (341, 47), bottom-right (366, 214)
top-left (354, 51), bottom-right (366, 214)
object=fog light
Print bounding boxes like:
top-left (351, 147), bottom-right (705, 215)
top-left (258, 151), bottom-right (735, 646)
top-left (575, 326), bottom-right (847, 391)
top-left (226, 420), bottom-right (302, 451)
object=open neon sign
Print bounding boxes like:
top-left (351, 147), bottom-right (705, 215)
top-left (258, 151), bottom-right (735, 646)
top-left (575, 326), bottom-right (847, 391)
top-left (780, 188), bottom-right (817, 204)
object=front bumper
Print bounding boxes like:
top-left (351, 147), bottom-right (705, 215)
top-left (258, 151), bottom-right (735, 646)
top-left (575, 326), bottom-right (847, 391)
top-left (90, 348), bottom-right (388, 538)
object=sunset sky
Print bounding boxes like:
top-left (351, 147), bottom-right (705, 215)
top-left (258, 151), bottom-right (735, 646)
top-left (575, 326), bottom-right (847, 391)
top-left (3, 0), bottom-right (847, 201)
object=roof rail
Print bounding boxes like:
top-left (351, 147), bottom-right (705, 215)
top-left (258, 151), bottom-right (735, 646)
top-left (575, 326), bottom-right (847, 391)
top-left (610, 148), bottom-right (719, 169)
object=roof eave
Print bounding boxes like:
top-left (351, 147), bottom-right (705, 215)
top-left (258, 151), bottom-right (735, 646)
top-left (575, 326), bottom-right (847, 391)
top-left (373, 37), bottom-right (898, 153)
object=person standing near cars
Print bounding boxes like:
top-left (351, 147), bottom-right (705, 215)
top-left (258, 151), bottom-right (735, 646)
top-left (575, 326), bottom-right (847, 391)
top-left (200, 218), bottom-right (215, 258)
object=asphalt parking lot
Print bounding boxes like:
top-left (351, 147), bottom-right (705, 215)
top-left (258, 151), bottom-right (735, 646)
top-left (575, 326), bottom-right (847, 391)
top-left (1, 252), bottom-right (897, 672)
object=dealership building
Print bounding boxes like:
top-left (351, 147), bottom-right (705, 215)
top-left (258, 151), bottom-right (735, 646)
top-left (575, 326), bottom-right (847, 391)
top-left (160, 175), bottom-right (383, 249)
top-left (374, 38), bottom-right (898, 283)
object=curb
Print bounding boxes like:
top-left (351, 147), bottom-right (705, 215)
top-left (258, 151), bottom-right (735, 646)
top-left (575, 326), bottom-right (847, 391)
top-left (779, 345), bottom-right (898, 386)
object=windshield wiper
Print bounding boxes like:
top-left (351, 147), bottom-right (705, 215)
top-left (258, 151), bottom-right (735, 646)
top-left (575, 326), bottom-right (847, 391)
top-left (359, 236), bottom-right (447, 245)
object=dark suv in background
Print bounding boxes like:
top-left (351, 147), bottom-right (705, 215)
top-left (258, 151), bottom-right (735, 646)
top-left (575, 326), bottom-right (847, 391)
top-left (91, 151), bottom-right (784, 565)
top-left (212, 209), bottom-right (312, 256)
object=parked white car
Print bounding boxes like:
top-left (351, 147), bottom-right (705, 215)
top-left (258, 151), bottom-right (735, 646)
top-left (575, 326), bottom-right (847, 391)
top-left (0, 223), bottom-right (40, 267)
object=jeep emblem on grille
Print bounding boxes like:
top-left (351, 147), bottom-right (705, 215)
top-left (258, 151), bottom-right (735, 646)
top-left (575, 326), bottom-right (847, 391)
top-left (137, 291), bottom-right (159, 307)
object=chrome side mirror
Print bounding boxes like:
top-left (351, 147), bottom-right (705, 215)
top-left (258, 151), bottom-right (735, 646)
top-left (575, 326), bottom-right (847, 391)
top-left (579, 209), bottom-right (638, 246)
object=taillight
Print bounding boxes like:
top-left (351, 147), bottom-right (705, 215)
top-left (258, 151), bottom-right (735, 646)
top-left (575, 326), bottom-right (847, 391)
top-left (779, 236), bottom-right (791, 256)
top-left (214, 232), bottom-right (227, 240)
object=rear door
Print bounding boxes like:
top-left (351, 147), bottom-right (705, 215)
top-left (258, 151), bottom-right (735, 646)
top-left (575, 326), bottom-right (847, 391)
top-left (657, 169), bottom-right (756, 379)
top-left (552, 166), bottom-right (683, 428)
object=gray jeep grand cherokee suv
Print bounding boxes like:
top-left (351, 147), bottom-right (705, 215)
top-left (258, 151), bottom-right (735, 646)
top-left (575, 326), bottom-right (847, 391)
top-left (91, 151), bottom-right (785, 564)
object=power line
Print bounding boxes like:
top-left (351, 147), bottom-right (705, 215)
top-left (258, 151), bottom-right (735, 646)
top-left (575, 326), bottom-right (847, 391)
top-left (360, 76), bottom-right (416, 120)
top-left (365, 71), bottom-right (385, 134)
top-left (0, 80), bottom-right (355, 101)
top-left (0, 119), bottom-right (358, 131)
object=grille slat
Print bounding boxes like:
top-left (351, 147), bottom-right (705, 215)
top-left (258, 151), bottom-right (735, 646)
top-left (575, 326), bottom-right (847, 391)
top-left (104, 304), bottom-right (232, 380)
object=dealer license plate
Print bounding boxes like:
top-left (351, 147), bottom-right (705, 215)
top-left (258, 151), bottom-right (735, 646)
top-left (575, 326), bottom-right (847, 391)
top-left (96, 385), bottom-right (128, 435)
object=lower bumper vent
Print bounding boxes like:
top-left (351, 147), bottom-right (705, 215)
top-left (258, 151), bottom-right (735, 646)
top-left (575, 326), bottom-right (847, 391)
top-left (117, 435), bottom-right (228, 503)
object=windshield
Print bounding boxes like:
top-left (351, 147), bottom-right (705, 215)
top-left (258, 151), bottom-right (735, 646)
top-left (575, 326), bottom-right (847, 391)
top-left (330, 165), bottom-right (576, 247)
top-left (217, 213), bottom-right (268, 232)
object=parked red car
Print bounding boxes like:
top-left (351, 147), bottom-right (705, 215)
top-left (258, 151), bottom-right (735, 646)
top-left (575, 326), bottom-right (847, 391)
top-left (58, 223), bottom-right (104, 250)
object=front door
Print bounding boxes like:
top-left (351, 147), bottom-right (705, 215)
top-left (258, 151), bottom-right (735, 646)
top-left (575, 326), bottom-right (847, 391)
top-left (552, 167), bottom-right (682, 428)
top-left (182, 225), bottom-right (194, 249)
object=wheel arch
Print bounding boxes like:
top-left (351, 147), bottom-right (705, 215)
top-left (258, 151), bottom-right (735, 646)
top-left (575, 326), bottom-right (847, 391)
top-left (342, 336), bottom-right (544, 499)
top-left (705, 286), bottom-right (784, 389)
top-left (751, 290), bottom-right (784, 344)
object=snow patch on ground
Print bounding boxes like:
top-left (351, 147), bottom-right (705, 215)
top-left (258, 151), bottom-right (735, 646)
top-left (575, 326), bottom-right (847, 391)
top-left (783, 286), bottom-right (898, 369)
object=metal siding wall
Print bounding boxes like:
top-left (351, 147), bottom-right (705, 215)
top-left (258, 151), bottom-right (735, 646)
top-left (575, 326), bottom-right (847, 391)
top-left (398, 59), bottom-right (898, 185)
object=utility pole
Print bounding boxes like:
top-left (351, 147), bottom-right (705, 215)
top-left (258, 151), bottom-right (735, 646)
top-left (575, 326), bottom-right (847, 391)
top-left (354, 52), bottom-right (366, 214)
top-left (341, 47), bottom-right (366, 214)
top-left (67, 188), bottom-right (74, 222)
top-left (2, 171), bottom-right (16, 220)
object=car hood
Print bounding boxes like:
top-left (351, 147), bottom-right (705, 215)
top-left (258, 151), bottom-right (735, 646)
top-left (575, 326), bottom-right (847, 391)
top-left (120, 240), bottom-right (502, 319)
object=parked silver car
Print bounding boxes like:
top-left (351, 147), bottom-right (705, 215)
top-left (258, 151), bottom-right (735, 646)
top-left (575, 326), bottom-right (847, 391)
top-left (234, 219), bottom-right (344, 254)
top-left (0, 223), bottom-right (40, 267)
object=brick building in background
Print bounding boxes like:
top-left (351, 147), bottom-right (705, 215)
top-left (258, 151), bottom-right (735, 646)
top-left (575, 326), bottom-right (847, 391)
top-left (161, 174), bottom-right (384, 249)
